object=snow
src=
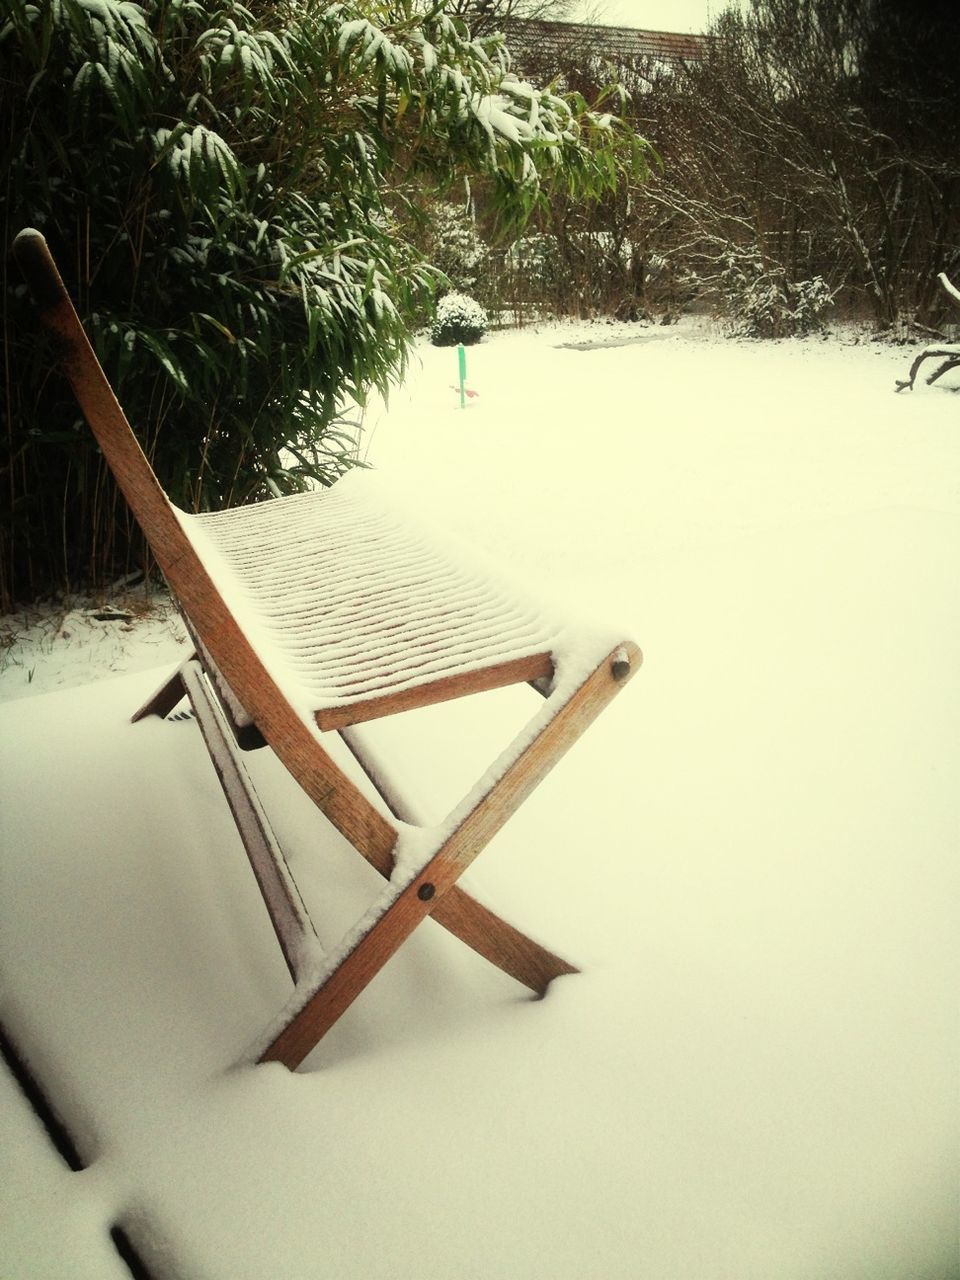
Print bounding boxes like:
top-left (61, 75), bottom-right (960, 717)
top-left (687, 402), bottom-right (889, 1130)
top-left (180, 470), bottom-right (581, 721)
top-left (0, 592), bottom-right (187, 699)
top-left (2, 319), bottom-right (958, 1278)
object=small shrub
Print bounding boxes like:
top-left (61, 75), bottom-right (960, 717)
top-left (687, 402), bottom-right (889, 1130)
top-left (718, 252), bottom-right (833, 338)
top-left (431, 293), bottom-right (488, 346)
top-left (789, 276), bottom-right (835, 334)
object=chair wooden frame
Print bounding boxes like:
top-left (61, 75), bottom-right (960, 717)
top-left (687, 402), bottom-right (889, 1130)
top-left (14, 228), bottom-right (641, 1070)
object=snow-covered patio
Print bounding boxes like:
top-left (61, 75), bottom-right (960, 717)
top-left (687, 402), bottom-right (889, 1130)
top-left (2, 322), bottom-right (958, 1278)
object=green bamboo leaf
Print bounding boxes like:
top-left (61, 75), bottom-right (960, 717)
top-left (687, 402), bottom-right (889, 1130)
top-left (196, 313), bottom-right (237, 343)
top-left (139, 332), bottom-right (189, 393)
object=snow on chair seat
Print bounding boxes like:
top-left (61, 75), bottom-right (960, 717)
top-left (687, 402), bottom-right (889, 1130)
top-left (179, 473), bottom-right (560, 730)
top-left (14, 227), bottom-right (641, 1071)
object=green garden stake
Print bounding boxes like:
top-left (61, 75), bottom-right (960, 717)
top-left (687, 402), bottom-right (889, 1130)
top-left (457, 343), bottom-right (467, 409)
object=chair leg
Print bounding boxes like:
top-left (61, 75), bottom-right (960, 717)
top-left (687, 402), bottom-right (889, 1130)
top-left (256, 643), bottom-right (639, 1069)
top-left (339, 725), bottom-right (577, 993)
top-left (179, 661), bottom-right (320, 981)
top-left (259, 860), bottom-right (469, 1068)
top-left (431, 886), bottom-right (578, 992)
top-left (135, 663), bottom-right (576, 1000)
top-left (256, 808), bottom-right (583, 1068)
top-left (131, 663), bottom-right (191, 723)
top-left (258, 865), bottom-right (580, 1069)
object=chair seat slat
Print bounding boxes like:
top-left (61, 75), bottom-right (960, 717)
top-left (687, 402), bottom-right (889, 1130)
top-left (181, 474), bottom-right (560, 726)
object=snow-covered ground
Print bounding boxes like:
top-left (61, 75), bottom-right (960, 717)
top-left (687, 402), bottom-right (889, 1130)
top-left (2, 319), bottom-right (958, 1279)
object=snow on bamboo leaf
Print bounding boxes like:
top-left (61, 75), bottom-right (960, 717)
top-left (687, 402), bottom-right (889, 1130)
top-left (138, 332), bottom-right (190, 393)
top-left (154, 125), bottom-right (241, 199)
top-left (76, 0), bottom-right (150, 42)
top-left (196, 19), bottom-right (292, 92)
top-left (337, 18), bottom-right (413, 76)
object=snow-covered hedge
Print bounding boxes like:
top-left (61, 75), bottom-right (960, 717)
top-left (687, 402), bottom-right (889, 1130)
top-left (431, 292), bottom-right (488, 346)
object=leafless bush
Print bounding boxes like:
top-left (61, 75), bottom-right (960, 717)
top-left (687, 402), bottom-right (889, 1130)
top-left (629, 0), bottom-right (960, 333)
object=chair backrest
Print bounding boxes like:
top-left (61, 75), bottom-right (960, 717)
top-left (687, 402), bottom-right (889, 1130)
top-left (13, 229), bottom-right (202, 591)
top-left (14, 228), bottom-right (399, 865)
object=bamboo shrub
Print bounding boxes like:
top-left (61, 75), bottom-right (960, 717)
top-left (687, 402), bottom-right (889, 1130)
top-left (0, 0), bottom-right (650, 607)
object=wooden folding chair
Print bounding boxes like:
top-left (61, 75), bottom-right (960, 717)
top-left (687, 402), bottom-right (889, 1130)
top-left (14, 228), bottom-right (641, 1070)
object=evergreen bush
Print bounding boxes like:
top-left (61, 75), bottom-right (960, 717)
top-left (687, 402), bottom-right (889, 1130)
top-left (431, 293), bottom-right (488, 346)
